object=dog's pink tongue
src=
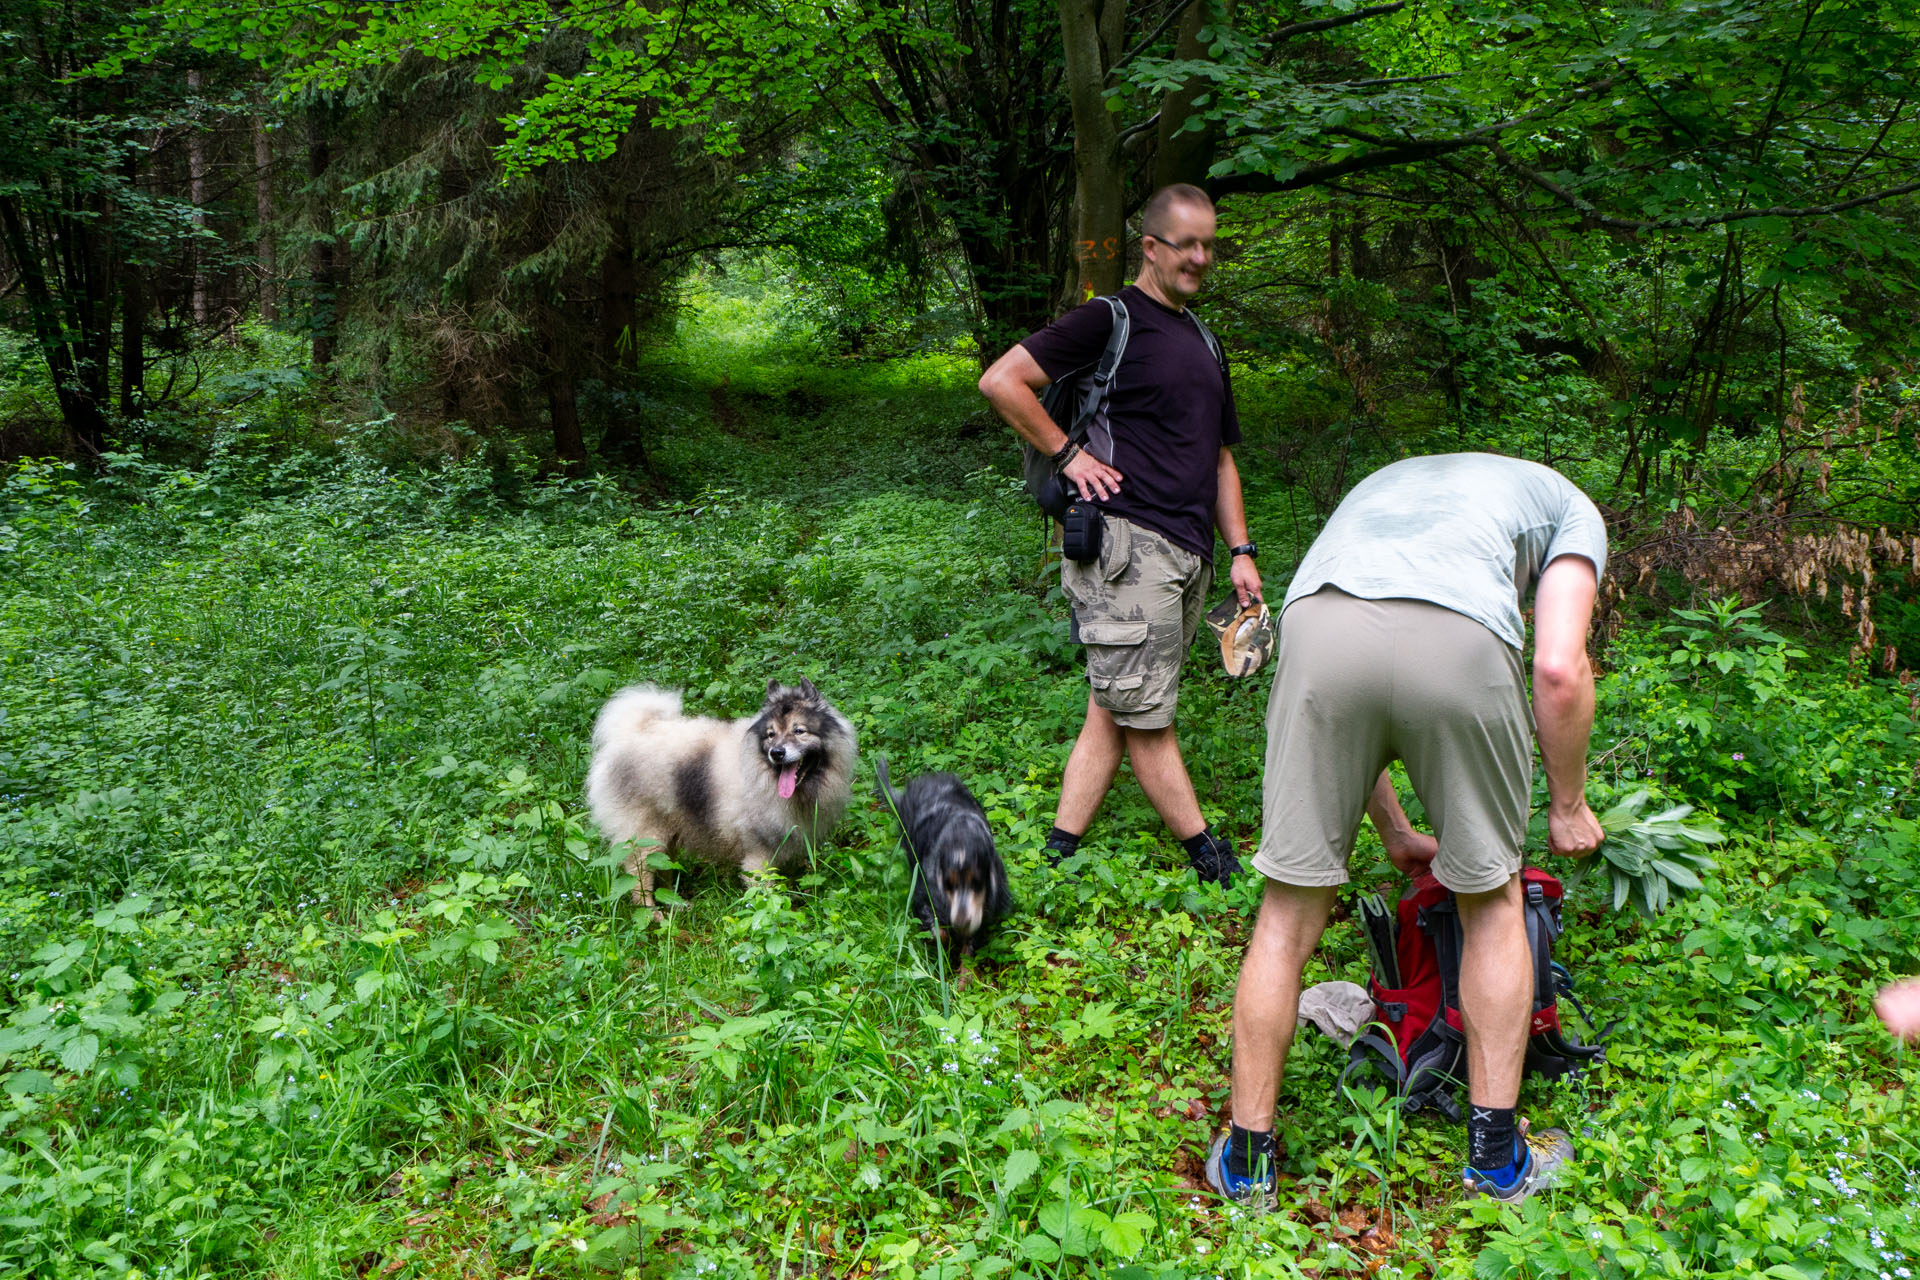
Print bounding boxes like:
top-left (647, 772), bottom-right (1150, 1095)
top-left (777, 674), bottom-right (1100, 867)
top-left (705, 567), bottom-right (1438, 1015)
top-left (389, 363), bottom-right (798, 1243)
top-left (778, 764), bottom-right (799, 799)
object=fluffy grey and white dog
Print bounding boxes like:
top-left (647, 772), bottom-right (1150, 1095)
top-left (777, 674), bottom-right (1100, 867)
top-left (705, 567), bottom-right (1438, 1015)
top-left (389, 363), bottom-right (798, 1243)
top-left (876, 757), bottom-right (1012, 959)
top-left (586, 679), bottom-right (857, 912)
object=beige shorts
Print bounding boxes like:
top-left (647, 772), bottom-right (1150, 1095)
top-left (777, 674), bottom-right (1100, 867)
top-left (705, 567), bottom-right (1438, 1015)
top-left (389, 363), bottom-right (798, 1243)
top-left (1062, 516), bottom-right (1212, 730)
top-left (1253, 588), bottom-right (1533, 894)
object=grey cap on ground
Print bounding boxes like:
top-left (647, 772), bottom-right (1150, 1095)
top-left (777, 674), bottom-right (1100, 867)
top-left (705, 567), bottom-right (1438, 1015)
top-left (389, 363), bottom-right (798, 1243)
top-left (1297, 980), bottom-right (1375, 1046)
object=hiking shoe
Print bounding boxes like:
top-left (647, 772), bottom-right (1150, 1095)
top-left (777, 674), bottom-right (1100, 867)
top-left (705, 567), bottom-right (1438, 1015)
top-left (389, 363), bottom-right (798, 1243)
top-left (1043, 842), bottom-right (1083, 875)
top-left (1187, 830), bottom-right (1243, 887)
top-left (1462, 1126), bottom-right (1573, 1204)
top-left (1204, 1132), bottom-right (1277, 1212)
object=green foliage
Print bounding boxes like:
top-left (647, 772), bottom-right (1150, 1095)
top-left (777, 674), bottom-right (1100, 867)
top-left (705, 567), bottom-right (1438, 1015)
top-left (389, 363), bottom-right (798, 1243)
top-left (3, 318), bottom-right (1918, 1279)
top-left (108, 0), bottom-right (939, 174)
top-left (1577, 790), bottom-right (1724, 917)
top-left (1592, 595), bottom-right (1913, 829)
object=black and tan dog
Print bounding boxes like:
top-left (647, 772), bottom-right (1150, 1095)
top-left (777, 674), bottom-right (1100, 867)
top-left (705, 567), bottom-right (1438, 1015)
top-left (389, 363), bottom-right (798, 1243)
top-left (587, 680), bottom-right (857, 913)
top-left (876, 757), bottom-right (1012, 959)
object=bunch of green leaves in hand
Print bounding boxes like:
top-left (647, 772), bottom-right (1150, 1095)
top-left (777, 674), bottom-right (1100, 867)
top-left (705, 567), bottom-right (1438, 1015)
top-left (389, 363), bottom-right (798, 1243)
top-left (1566, 790), bottom-right (1723, 916)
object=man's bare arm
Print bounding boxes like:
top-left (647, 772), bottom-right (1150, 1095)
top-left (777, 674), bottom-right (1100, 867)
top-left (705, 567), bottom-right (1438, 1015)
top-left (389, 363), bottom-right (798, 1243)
top-left (1367, 769), bottom-right (1437, 874)
top-left (977, 345), bottom-right (1123, 502)
top-left (1533, 555), bottom-right (1605, 858)
top-left (1213, 447), bottom-right (1261, 605)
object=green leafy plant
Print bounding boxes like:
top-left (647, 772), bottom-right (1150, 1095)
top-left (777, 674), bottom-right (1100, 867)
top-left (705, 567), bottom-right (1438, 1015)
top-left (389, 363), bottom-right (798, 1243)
top-left (1569, 789), bottom-right (1724, 915)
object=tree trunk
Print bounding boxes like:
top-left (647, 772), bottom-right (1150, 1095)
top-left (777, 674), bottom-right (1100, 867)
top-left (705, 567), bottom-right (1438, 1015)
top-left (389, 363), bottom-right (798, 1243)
top-left (118, 146), bottom-right (143, 419)
top-left (188, 70), bottom-right (208, 326)
top-left (1058, 0), bottom-right (1127, 302)
top-left (547, 365), bottom-right (587, 475)
top-left (307, 104), bottom-right (340, 375)
top-left (599, 216), bottom-right (635, 370)
top-left (254, 111), bottom-right (277, 323)
top-left (119, 266), bottom-right (144, 420)
top-left (0, 197), bottom-right (110, 455)
top-left (1153, 0), bottom-right (1233, 190)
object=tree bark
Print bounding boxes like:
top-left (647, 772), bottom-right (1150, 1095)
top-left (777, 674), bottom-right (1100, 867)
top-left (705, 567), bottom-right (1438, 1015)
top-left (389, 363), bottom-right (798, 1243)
top-left (307, 104), bottom-right (341, 375)
top-left (546, 364), bottom-right (587, 475)
top-left (119, 263), bottom-right (144, 421)
top-left (1153, 0), bottom-right (1232, 190)
top-left (188, 69), bottom-right (209, 326)
top-left (1058, 0), bottom-right (1127, 301)
top-left (118, 144), bottom-right (144, 419)
top-left (599, 216), bottom-right (636, 370)
top-left (254, 111), bottom-right (277, 323)
top-left (0, 197), bottom-right (110, 455)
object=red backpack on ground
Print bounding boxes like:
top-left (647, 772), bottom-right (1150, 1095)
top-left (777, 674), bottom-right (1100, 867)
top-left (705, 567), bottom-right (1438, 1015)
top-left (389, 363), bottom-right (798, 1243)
top-left (1342, 868), bottom-right (1608, 1119)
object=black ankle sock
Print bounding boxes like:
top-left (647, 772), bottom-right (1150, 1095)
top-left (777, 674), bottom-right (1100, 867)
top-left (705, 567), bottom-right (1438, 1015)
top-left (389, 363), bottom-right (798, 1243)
top-left (1179, 827), bottom-right (1218, 859)
top-left (1044, 827), bottom-right (1082, 864)
top-left (1467, 1105), bottom-right (1519, 1172)
top-left (1224, 1124), bottom-right (1277, 1179)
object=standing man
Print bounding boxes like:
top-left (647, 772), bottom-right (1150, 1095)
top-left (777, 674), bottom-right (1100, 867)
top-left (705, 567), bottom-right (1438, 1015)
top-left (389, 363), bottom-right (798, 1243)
top-left (1208, 453), bottom-right (1609, 1206)
top-left (978, 184), bottom-right (1257, 885)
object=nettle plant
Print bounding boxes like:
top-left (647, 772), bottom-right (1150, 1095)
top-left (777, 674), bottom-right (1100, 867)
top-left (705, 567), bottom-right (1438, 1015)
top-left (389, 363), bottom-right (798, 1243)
top-left (0, 894), bottom-right (186, 1092)
top-left (1598, 596), bottom-right (1912, 824)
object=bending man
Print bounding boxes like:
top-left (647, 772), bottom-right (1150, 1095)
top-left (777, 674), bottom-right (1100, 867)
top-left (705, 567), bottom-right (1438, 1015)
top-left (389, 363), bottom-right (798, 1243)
top-left (1209, 452), bottom-right (1608, 1206)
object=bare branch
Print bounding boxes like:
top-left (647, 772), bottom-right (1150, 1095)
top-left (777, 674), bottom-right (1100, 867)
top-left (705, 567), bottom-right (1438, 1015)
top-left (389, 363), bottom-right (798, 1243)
top-left (1117, 109), bottom-right (1161, 144)
top-left (1492, 139), bottom-right (1920, 231)
top-left (1110, 0), bottom-right (1194, 80)
top-left (1269, 1), bottom-right (1405, 44)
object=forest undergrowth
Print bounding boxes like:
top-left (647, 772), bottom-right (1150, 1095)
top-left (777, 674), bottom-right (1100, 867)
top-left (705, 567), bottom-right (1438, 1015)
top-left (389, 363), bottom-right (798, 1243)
top-left (2, 306), bottom-right (1919, 1279)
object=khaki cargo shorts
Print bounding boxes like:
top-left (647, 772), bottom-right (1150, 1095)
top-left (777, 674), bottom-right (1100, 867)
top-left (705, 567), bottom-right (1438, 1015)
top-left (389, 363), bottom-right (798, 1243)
top-left (1061, 515), bottom-right (1212, 730)
top-left (1253, 588), bottom-right (1533, 895)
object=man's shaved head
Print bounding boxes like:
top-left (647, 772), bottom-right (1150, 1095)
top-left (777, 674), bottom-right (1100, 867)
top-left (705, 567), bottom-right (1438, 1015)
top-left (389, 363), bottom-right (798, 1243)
top-left (1140, 184), bottom-right (1214, 241)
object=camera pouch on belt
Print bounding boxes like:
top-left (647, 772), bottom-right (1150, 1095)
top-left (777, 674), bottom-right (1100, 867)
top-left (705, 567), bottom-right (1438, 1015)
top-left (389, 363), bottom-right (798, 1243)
top-left (1061, 502), bottom-right (1104, 564)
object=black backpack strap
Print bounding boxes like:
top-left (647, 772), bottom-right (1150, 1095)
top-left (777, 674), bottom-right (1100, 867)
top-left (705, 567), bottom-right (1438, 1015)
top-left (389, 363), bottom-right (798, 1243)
top-left (1340, 1029), bottom-right (1408, 1096)
top-left (1187, 308), bottom-right (1227, 373)
top-left (1038, 295), bottom-right (1129, 442)
top-left (1421, 897), bottom-right (1466, 1022)
top-left (1090, 295), bottom-right (1130, 391)
top-left (1071, 296), bottom-right (1128, 466)
top-left (1525, 878), bottom-right (1558, 1017)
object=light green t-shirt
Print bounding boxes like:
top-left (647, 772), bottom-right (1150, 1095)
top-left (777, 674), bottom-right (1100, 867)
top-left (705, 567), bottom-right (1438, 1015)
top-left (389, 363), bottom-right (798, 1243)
top-left (1283, 453), bottom-right (1608, 650)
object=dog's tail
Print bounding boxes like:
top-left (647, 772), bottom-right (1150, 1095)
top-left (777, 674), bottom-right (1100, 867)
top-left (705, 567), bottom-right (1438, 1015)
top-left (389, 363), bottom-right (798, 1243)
top-left (875, 755), bottom-right (904, 820)
top-left (592, 684), bottom-right (684, 749)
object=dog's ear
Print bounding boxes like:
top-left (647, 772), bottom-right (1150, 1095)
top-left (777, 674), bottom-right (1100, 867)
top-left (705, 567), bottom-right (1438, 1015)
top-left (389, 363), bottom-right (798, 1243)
top-left (798, 677), bottom-right (819, 701)
top-left (766, 678), bottom-right (782, 697)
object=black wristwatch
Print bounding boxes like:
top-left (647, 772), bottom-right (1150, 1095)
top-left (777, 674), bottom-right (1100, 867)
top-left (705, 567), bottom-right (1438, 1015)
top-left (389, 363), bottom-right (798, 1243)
top-left (1230, 542), bottom-right (1258, 560)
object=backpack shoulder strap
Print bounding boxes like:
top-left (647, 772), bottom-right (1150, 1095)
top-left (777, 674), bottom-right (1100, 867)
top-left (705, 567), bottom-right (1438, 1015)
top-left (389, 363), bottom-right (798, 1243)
top-left (1091, 295), bottom-right (1130, 387)
top-left (1186, 308), bottom-right (1226, 372)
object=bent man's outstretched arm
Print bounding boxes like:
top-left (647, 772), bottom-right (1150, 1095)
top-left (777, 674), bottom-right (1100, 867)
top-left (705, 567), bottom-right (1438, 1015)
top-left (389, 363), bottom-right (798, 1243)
top-left (1533, 555), bottom-right (1605, 858)
top-left (978, 345), bottom-right (1123, 502)
top-left (1367, 770), bottom-right (1437, 874)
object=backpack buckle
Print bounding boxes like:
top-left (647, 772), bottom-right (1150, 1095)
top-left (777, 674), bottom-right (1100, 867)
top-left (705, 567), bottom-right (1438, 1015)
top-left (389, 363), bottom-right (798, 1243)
top-left (1526, 881), bottom-right (1545, 906)
top-left (1383, 1001), bottom-right (1408, 1022)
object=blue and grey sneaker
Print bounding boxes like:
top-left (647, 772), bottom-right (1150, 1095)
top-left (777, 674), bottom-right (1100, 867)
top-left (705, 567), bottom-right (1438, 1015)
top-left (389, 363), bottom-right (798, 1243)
top-left (1462, 1126), bottom-right (1574, 1204)
top-left (1204, 1132), bottom-right (1277, 1211)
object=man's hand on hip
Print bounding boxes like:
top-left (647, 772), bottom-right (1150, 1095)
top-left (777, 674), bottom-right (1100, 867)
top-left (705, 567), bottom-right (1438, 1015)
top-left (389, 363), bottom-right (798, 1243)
top-left (1229, 554), bottom-right (1262, 607)
top-left (1063, 450), bottom-right (1123, 502)
top-left (1547, 800), bottom-right (1605, 858)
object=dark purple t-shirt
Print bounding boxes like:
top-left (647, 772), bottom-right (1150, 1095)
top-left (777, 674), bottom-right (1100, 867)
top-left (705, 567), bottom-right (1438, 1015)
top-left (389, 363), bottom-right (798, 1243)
top-left (1020, 285), bottom-right (1241, 559)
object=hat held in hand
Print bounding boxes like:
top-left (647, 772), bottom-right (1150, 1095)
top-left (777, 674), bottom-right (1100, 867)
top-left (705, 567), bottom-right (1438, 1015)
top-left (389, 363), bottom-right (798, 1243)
top-left (1206, 596), bottom-right (1274, 678)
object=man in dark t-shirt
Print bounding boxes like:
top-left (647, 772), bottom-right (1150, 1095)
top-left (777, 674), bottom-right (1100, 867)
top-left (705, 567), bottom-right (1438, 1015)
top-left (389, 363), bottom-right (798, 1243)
top-left (977, 184), bottom-right (1261, 885)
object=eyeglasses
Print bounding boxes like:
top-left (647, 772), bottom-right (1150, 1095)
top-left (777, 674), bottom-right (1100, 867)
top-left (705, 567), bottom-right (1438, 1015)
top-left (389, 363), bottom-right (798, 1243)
top-left (1143, 232), bottom-right (1215, 258)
